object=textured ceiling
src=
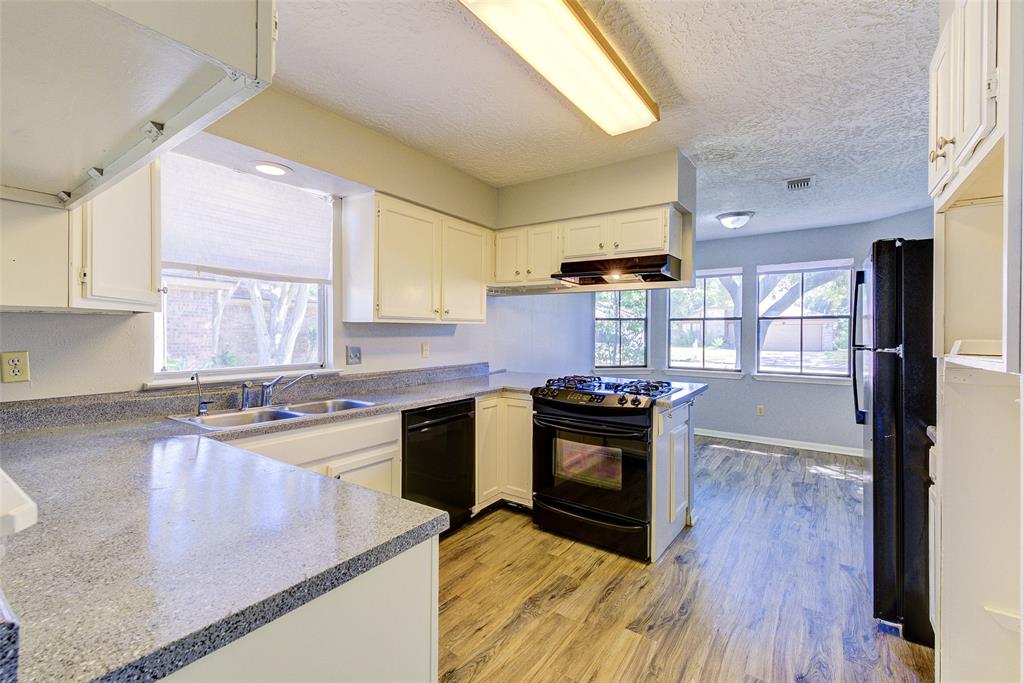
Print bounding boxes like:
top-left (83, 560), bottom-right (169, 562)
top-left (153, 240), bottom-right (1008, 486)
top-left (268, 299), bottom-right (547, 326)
top-left (274, 0), bottom-right (938, 239)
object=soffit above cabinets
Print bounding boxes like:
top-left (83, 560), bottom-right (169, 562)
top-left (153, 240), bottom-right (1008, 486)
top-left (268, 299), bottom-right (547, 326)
top-left (0, 0), bottom-right (274, 210)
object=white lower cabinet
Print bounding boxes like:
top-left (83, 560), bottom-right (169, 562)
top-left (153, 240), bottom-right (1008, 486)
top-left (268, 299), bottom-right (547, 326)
top-left (475, 397), bottom-right (503, 504)
top-left (230, 414), bottom-right (402, 497)
top-left (474, 394), bottom-right (533, 511)
top-left (651, 401), bottom-right (694, 562)
top-left (165, 537), bottom-right (439, 683)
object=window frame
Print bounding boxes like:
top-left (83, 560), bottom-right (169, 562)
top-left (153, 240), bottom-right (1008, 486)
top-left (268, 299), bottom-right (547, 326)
top-left (755, 264), bottom-right (853, 378)
top-left (667, 270), bottom-right (743, 372)
top-left (153, 267), bottom-right (330, 380)
top-left (593, 290), bottom-right (651, 369)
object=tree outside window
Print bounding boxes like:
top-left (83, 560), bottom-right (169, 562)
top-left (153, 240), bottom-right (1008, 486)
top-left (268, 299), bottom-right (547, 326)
top-left (594, 290), bottom-right (648, 368)
top-left (669, 271), bottom-right (742, 371)
top-left (756, 263), bottom-right (852, 376)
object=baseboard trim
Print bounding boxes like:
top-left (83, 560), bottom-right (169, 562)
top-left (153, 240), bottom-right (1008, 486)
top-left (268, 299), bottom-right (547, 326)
top-left (694, 428), bottom-right (864, 457)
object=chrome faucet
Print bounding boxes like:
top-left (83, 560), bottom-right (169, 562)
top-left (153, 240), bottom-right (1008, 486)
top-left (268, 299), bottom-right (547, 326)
top-left (191, 372), bottom-right (211, 416)
top-left (260, 372), bottom-right (320, 407)
top-left (240, 381), bottom-right (256, 410)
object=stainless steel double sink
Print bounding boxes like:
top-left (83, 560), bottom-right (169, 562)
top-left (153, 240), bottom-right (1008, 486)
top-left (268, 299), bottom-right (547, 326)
top-left (172, 399), bottom-right (376, 431)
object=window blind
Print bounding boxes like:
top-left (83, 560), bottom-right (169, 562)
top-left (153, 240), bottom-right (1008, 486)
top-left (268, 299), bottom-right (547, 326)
top-left (161, 153), bottom-right (333, 283)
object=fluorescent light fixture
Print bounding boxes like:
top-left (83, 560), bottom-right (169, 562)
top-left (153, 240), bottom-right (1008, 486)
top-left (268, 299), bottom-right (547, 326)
top-left (250, 161), bottom-right (293, 177)
top-left (716, 211), bottom-right (755, 230)
top-left (459, 0), bottom-right (659, 136)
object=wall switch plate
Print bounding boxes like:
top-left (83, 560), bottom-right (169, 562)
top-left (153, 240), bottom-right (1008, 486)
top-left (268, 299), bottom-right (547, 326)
top-left (756, 404), bottom-right (765, 416)
top-left (1, 351), bottom-right (30, 383)
top-left (420, 342), bottom-right (430, 358)
top-left (345, 345), bottom-right (362, 365)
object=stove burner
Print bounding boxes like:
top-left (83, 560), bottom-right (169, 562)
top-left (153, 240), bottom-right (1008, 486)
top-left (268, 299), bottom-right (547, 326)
top-left (545, 375), bottom-right (605, 390)
top-left (620, 380), bottom-right (673, 397)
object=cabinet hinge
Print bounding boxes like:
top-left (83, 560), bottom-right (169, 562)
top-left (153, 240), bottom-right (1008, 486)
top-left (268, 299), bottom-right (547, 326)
top-left (78, 269), bottom-right (89, 284)
top-left (986, 70), bottom-right (998, 99)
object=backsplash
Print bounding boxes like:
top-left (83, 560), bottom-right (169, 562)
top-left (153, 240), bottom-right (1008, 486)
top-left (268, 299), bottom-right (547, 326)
top-left (0, 362), bottom-right (490, 434)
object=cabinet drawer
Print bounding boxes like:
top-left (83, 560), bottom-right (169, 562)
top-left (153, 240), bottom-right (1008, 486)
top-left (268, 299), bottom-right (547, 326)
top-left (231, 414), bottom-right (401, 467)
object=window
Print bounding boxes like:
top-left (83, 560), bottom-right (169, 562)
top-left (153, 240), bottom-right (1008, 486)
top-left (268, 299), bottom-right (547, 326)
top-left (668, 269), bottom-right (742, 371)
top-left (594, 290), bottom-right (648, 368)
top-left (756, 260), bottom-right (853, 376)
top-left (155, 153), bottom-right (332, 375)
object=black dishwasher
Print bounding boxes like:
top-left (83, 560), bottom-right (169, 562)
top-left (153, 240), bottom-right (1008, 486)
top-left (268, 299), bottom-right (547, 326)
top-left (402, 399), bottom-right (476, 533)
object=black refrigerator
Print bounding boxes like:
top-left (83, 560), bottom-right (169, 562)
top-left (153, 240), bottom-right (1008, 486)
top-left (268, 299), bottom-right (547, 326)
top-left (853, 238), bottom-right (935, 647)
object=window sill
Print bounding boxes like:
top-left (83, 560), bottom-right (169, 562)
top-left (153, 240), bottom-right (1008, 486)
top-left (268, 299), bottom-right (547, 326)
top-left (663, 369), bottom-right (746, 381)
top-left (752, 373), bottom-right (851, 386)
top-left (144, 366), bottom-right (338, 390)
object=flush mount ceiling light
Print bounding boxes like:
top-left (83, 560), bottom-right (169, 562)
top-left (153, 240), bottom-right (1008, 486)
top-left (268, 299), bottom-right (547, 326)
top-left (250, 161), bottom-right (293, 177)
top-left (716, 211), bottom-right (755, 230)
top-left (458, 0), bottom-right (659, 136)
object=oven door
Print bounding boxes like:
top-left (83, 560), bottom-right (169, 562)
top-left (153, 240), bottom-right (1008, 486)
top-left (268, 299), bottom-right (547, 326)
top-left (532, 413), bottom-right (650, 523)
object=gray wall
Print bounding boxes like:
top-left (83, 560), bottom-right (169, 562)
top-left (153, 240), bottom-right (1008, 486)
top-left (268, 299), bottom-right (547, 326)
top-left (675, 207), bottom-right (932, 450)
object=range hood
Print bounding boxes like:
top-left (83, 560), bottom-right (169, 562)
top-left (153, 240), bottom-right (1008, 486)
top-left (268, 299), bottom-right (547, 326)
top-left (551, 254), bottom-right (682, 286)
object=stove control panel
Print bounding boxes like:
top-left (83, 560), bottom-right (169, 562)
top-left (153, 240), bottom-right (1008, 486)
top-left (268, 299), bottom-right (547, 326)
top-left (531, 387), bottom-right (653, 408)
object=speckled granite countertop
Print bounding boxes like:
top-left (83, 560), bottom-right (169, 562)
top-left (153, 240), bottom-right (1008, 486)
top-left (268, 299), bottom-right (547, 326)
top-left (0, 370), bottom-right (707, 681)
top-left (0, 371), bottom-right (547, 681)
top-left (199, 371), bottom-right (550, 441)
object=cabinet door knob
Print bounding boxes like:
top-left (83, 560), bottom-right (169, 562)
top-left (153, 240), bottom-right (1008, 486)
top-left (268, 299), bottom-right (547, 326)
top-left (599, 242), bottom-right (604, 249)
top-left (937, 136), bottom-right (956, 150)
top-left (613, 242), bottom-right (620, 248)
top-left (526, 269), bottom-right (532, 274)
top-left (515, 270), bottom-right (520, 275)
top-left (157, 286), bottom-right (168, 294)
top-left (929, 149), bottom-right (946, 162)
top-left (433, 308), bottom-right (439, 314)
top-left (444, 309), bottom-right (450, 315)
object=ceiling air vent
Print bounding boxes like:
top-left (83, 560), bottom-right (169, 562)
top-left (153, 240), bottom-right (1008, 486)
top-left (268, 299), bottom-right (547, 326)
top-left (786, 175), bottom-right (816, 191)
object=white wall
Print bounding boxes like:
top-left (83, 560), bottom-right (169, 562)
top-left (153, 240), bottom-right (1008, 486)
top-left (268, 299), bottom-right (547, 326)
top-left (0, 312), bottom-right (155, 401)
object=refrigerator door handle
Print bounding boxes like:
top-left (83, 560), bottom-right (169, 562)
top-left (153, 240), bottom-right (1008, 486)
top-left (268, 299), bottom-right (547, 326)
top-left (876, 345), bottom-right (904, 358)
top-left (852, 271), bottom-right (867, 425)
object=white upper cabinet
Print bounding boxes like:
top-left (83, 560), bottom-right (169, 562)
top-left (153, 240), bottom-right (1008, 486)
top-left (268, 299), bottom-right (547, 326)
top-left (494, 229), bottom-right (526, 284)
top-left (951, 0), bottom-right (998, 169)
top-left (491, 223), bottom-right (562, 286)
top-left (71, 164), bottom-right (161, 312)
top-left (525, 223), bottom-right (560, 282)
top-left (0, 163), bottom-right (161, 313)
top-left (0, 0), bottom-right (275, 210)
top-left (562, 215), bottom-right (609, 260)
top-left (928, 22), bottom-right (956, 196)
top-left (0, 201), bottom-right (70, 310)
top-left (611, 207), bottom-right (668, 255)
top-left (561, 205), bottom-right (683, 262)
top-left (342, 193), bottom-right (489, 324)
top-left (376, 196), bottom-right (441, 321)
top-left (928, 0), bottom-right (1004, 200)
top-left (441, 217), bottom-right (488, 322)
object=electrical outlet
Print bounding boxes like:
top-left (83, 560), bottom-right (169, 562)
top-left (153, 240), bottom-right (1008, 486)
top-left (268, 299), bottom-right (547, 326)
top-left (420, 342), bottom-right (430, 358)
top-left (345, 345), bottom-right (362, 365)
top-left (756, 404), bottom-right (765, 416)
top-left (1, 351), bottom-right (30, 383)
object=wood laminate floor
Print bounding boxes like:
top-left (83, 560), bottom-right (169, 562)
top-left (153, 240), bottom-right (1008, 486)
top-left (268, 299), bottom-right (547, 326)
top-left (438, 436), bottom-right (934, 683)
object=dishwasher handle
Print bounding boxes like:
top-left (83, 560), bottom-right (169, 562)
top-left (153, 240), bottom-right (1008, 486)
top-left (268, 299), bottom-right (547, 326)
top-left (407, 411), bottom-right (475, 432)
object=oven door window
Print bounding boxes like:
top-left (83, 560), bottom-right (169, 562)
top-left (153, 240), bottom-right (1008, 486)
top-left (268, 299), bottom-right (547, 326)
top-left (554, 440), bottom-right (622, 490)
top-left (533, 418), bottom-right (650, 523)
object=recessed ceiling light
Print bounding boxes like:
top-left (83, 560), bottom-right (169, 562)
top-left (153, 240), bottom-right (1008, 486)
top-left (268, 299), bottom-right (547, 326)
top-left (458, 0), bottom-right (659, 136)
top-left (250, 161), bottom-right (293, 177)
top-left (716, 211), bottom-right (755, 230)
